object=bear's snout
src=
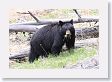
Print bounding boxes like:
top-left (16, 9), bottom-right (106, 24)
top-left (64, 30), bottom-right (71, 39)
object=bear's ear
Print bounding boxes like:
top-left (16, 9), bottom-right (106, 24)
top-left (59, 21), bottom-right (64, 26)
top-left (70, 19), bottom-right (73, 25)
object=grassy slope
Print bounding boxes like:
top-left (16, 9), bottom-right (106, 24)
top-left (10, 47), bottom-right (96, 69)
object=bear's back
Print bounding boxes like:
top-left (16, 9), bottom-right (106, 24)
top-left (30, 23), bottom-right (59, 44)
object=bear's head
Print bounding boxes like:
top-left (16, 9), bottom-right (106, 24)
top-left (59, 19), bottom-right (74, 39)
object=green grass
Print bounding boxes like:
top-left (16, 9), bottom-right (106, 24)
top-left (10, 47), bottom-right (96, 69)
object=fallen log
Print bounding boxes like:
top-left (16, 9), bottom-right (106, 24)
top-left (75, 26), bottom-right (99, 40)
top-left (9, 21), bottom-right (99, 33)
top-left (9, 25), bottom-right (38, 32)
top-left (10, 18), bottom-right (99, 26)
top-left (9, 52), bottom-right (29, 60)
top-left (9, 48), bottom-right (29, 61)
top-left (9, 24), bottom-right (99, 40)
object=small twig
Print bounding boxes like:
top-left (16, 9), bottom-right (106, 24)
top-left (73, 9), bottom-right (81, 18)
top-left (17, 12), bottom-right (29, 14)
top-left (28, 11), bottom-right (39, 23)
top-left (17, 11), bottom-right (39, 23)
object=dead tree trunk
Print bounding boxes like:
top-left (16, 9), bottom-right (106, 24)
top-left (9, 48), bottom-right (29, 60)
top-left (9, 18), bottom-right (99, 32)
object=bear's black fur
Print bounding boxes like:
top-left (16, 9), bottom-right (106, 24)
top-left (29, 19), bottom-right (75, 63)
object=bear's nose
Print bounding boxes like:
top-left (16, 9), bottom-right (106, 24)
top-left (65, 30), bottom-right (71, 38)
top-left (66, 30), bottom-right (71, 35)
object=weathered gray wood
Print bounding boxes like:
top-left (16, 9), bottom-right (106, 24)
top-left (9, 25), bottom-right (38, 32)
top-left (10, 18), bottom-right (99, 26)
top-left (9, 18), bottom-right (99, 32)
top-left (9, 48), bottom-right (30, 60)
top-left (9, 23), bottom-right (99, 40)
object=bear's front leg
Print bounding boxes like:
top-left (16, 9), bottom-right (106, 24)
top-left (51, 45), bottom-right (62, 56)
top-left (51, 35), bottom-right (64, 56)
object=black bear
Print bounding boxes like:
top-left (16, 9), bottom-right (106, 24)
top-left (29, 19), bottom-right (75, 63)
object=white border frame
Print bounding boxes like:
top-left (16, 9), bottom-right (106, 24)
top-left (0, 0), bottom-right (108, 78)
